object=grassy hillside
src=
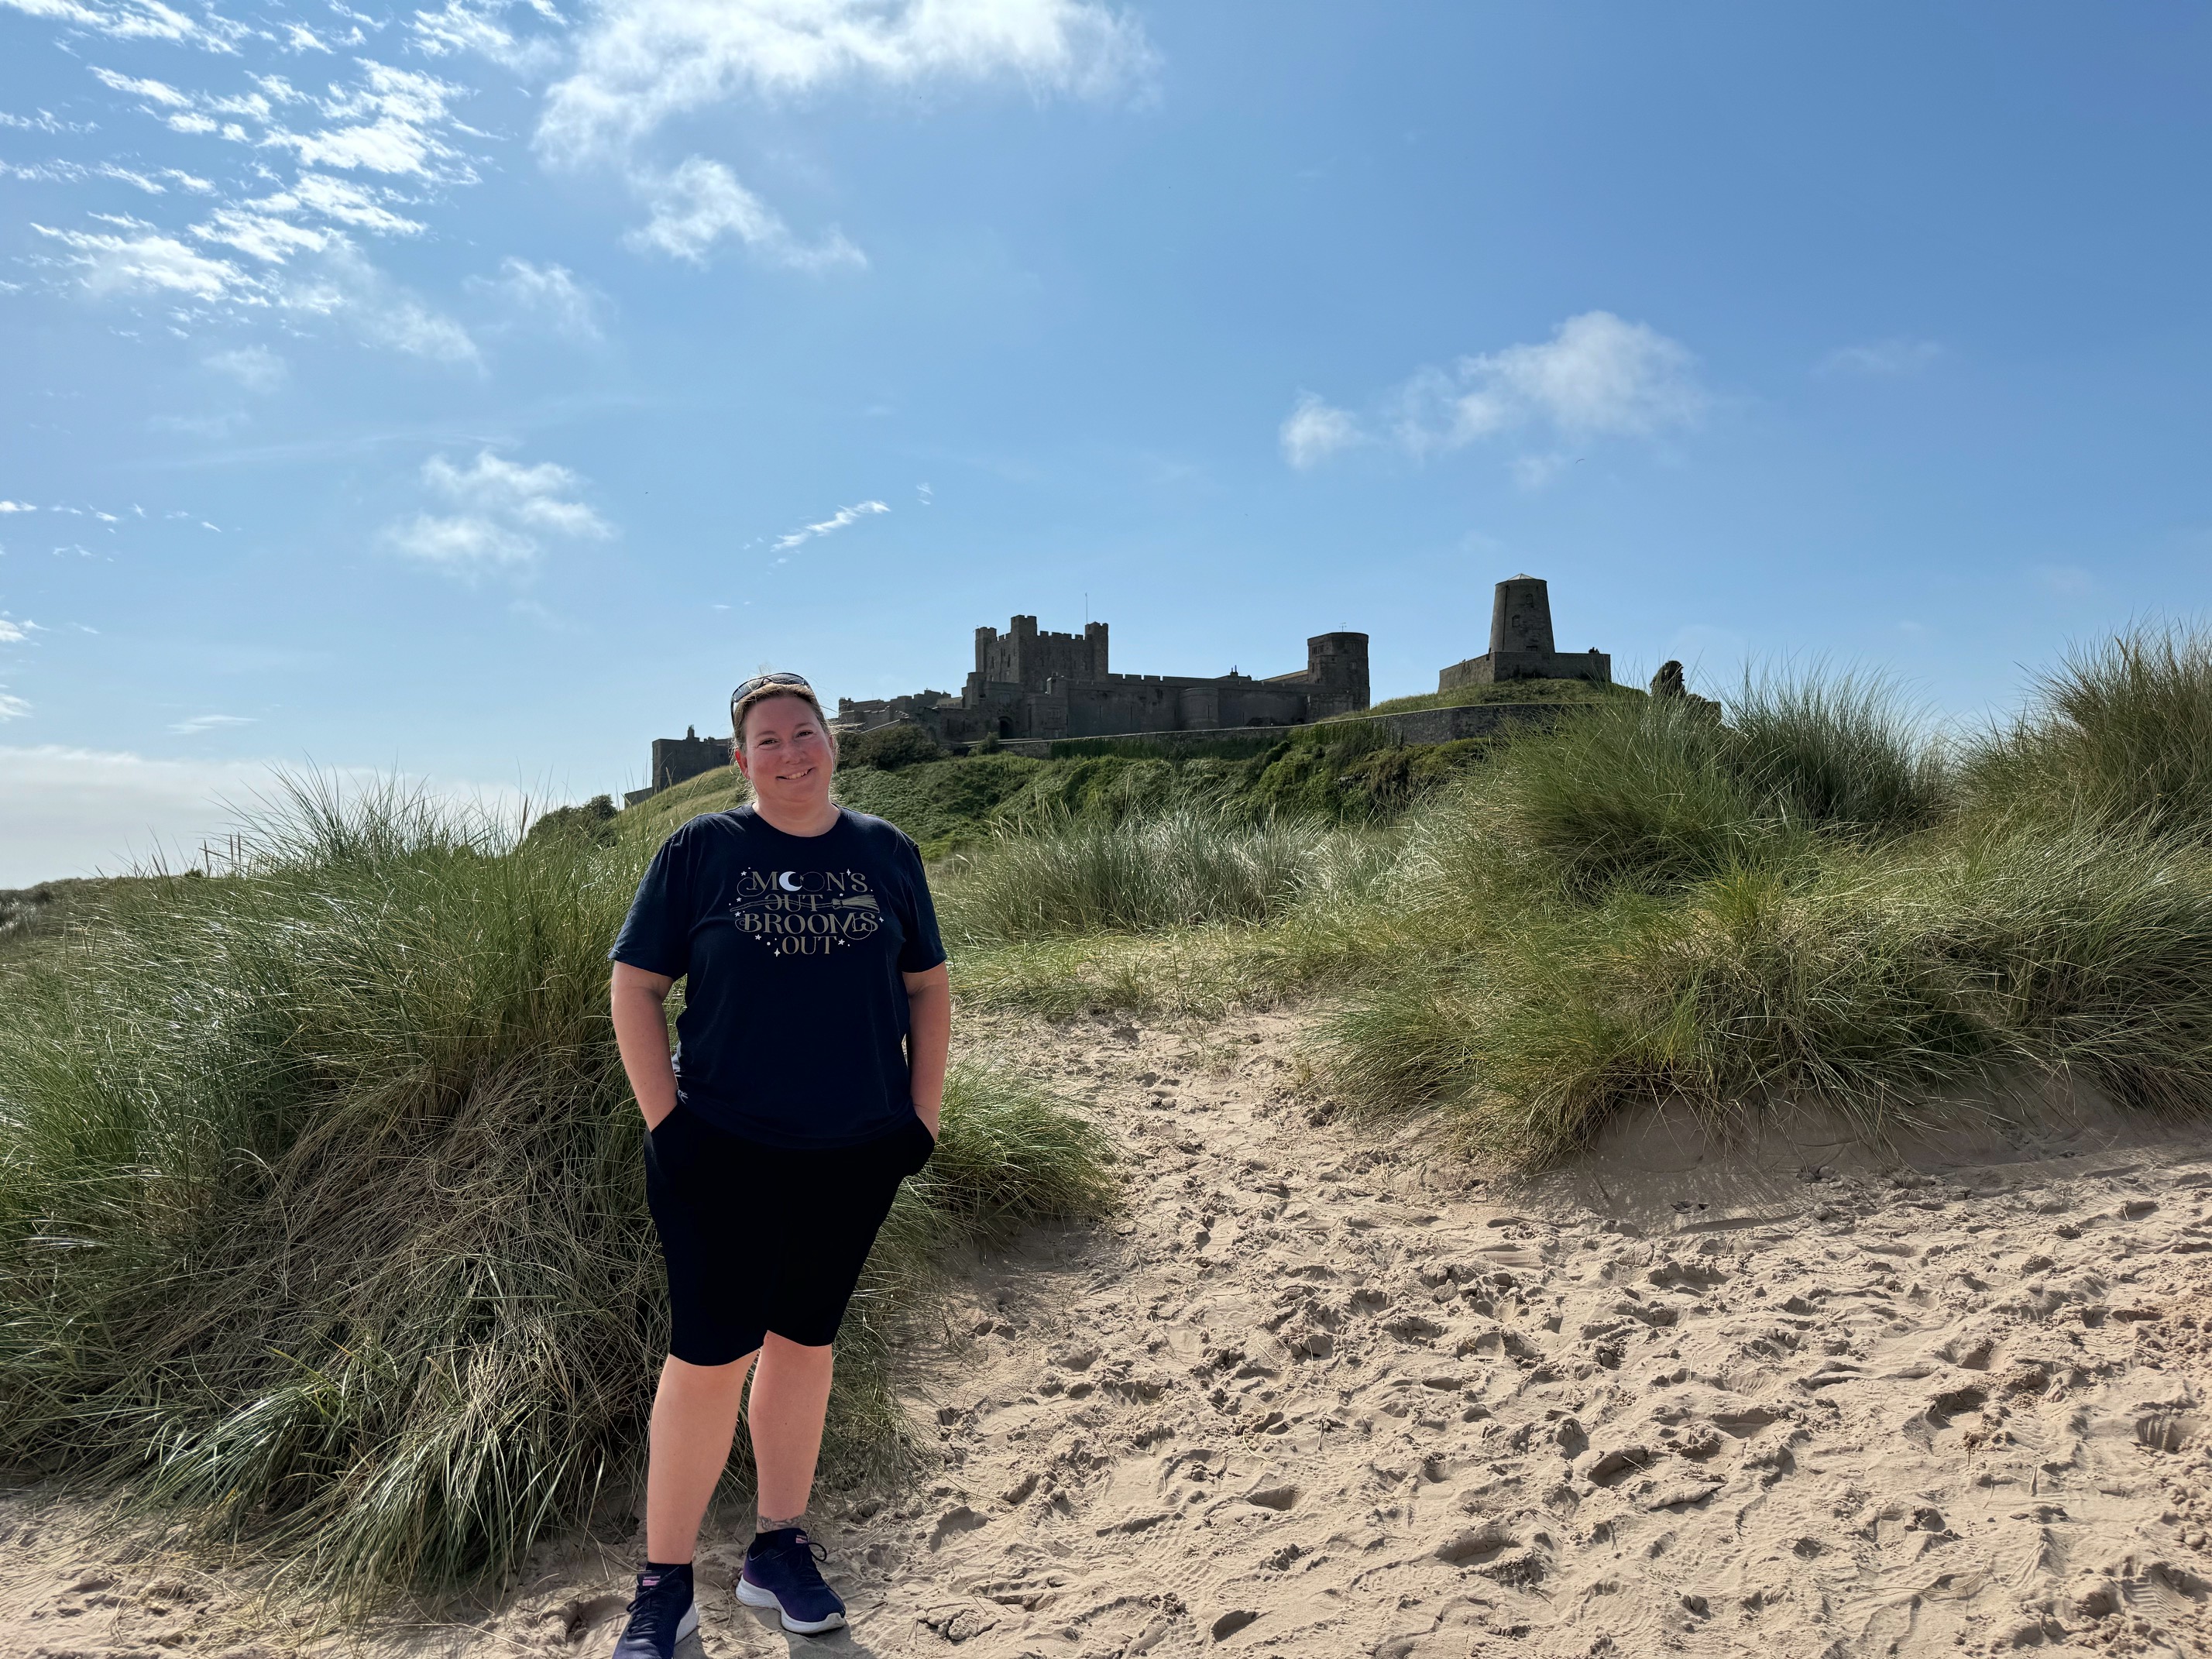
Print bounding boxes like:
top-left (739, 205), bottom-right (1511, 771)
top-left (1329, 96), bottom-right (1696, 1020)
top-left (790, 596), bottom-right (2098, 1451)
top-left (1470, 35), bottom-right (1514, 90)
top-left (599, 719), bottom-right (1520, 860)
top-left (935, 634), bottom-right (2212, 1165)
top-left (1357, 674), bottom-right (1637, 719)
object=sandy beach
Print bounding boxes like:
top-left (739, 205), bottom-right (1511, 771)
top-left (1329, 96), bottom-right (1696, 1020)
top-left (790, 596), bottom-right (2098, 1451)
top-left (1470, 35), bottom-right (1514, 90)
top-left (7, 1008), bottom-right (2210, 1658)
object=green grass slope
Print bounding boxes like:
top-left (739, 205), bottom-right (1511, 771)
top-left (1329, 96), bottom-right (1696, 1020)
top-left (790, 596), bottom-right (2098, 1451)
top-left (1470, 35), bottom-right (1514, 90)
top-left (1358, 675), bottom-right (1637, 719)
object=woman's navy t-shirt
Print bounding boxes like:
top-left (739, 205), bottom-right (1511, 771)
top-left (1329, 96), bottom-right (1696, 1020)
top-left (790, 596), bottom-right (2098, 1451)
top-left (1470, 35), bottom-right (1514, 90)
top-left (610, 805), bottom-right (946, 1149)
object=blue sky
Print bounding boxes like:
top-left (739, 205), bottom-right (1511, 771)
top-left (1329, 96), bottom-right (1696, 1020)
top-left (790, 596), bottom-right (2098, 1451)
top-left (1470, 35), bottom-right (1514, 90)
top-left (2, 2), bottom-right (2209, 884)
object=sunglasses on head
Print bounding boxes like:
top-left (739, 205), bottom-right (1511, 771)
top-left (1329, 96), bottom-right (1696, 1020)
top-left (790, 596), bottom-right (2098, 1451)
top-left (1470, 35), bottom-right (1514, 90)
top-left (730, 671), bottom-right (812, 707)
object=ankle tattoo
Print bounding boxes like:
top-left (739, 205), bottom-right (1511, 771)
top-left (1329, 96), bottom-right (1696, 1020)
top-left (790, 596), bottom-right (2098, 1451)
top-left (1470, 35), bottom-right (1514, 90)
top-left (757, 1511), bottom-right (806, 1535)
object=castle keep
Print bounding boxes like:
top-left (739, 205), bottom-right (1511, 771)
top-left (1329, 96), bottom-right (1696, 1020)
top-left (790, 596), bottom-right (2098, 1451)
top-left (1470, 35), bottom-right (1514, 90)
top-left (836, 617), bottom-right (1371, 745)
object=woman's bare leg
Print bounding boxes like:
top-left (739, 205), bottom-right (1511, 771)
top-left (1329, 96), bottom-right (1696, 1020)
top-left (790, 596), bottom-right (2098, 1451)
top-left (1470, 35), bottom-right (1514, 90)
top-left (644, 1352), bottom-right (756, 1563)
top-left (747, 1334), bottom-right (835, 1527)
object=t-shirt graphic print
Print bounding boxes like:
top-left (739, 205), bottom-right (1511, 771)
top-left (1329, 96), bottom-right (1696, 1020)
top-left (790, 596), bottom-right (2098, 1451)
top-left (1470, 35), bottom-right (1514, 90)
top-left (733, 865), bottom-right (881, 956)
top-left (611, 806), bottom-right (946, 1149)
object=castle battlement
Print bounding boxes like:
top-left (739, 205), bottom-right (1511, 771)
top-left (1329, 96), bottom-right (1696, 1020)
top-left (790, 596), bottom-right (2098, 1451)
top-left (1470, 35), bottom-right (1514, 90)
top-left (842, 614), bottom-right (1369, 747)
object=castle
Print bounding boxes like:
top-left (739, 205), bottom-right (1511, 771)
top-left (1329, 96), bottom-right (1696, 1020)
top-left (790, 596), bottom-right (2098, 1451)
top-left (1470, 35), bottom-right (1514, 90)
top-left (836, 617), bottom-right (1370, 746)
top-left (626, 576), bottom-right (1610, 802)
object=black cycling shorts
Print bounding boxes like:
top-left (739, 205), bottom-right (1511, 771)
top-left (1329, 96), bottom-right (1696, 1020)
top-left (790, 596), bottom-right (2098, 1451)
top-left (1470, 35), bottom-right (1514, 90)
top-left (644, 1105), bottom-right (936, 1366)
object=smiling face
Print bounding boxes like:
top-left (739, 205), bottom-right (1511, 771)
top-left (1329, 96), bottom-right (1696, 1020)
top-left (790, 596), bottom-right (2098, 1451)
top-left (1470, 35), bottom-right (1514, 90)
top-left (733, 690), bottom-right (837, 821)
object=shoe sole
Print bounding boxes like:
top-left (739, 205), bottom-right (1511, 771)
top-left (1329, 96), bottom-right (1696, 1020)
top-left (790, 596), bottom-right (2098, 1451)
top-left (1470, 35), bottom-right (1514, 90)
top-left (736, 1575), bottom-right (847, 1635)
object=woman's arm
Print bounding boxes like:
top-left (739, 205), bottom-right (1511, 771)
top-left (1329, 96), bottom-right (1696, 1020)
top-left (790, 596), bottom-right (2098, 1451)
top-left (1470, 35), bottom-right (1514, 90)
top-left (902, 962), bottom-right (950, 1137)
top-left (610, 961), bottom-right (680, 1130)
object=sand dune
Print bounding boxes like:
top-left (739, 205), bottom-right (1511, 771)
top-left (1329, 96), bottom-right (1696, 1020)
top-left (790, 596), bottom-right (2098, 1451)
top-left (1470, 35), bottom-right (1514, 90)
top-left (6, 1008), bottom-right (2210, 1657)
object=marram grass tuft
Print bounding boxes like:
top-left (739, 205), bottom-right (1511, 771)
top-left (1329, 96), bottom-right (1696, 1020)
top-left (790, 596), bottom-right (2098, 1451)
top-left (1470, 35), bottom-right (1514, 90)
top-left (0, 775), bottom-right (1111, 1606)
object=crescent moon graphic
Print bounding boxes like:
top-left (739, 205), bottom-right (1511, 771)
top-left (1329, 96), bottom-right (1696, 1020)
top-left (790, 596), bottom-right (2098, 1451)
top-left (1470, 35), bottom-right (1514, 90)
top-left (778, 871), bottom-right (802, 892)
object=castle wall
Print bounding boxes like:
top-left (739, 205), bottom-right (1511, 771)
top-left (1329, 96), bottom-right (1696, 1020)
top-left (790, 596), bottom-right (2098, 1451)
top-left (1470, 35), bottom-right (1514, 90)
top-left (847, 617), bottom-right (1370, 749)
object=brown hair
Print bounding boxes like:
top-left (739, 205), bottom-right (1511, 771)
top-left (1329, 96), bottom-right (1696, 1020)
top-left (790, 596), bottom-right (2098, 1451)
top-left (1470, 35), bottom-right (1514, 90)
top-left (732, 682), bottom-right (836, 754)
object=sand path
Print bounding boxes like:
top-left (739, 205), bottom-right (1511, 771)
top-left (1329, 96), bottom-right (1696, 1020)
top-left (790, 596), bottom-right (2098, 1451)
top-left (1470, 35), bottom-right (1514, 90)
top-left (7, 1008), bottom-right (2212, 1657)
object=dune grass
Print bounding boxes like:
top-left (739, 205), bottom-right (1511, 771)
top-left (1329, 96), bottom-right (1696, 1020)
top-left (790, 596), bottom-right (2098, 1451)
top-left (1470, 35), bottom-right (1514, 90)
top-left (943, 638), bottom-right (2212, 1161)
top-left (0, 778), bottom-right (1111, 1606)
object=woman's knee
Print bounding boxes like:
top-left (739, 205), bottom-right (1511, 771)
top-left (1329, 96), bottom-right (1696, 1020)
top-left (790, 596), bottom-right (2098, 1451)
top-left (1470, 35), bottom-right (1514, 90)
top-left (760, 1331), bottom-right (834, 1369)
top-left (661, 1349), bottom-right (760, 1393)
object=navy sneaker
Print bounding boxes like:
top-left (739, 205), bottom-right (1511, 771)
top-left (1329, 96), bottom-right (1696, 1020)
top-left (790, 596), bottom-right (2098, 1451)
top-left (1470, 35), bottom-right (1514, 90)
top-left (610, 1562), bottom-right (699, 1659)
top-left (736, 1527), bottom-right (847, 1634)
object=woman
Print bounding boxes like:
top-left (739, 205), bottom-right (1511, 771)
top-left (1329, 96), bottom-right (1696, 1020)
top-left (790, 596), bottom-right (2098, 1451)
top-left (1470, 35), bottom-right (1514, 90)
top-left (606, 672), bottom-right (950, 1652)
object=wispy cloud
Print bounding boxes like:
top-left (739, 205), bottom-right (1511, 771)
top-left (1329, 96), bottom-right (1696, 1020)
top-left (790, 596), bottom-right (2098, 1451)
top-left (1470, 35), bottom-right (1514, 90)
top-left (471, 256), bottom-right (606, 340)
top-left (0, 0), bottom-right (235, 49)
top-left (538, 0), bottom-right (1154, 163)
top-left (410, 0), bottom-right (564, 72)
top-left (170, 712), bottom-right (256, 733)
top-left (34, 219), bottom-right (251, 301)
top-left (1819, 337), bottom-right (1944, 378)
top-left (0, 618), bottom-right (29, 644)
top-left (0, 501), bottom-right (36, 513)
top-left (624, 156), bottom-right (864, 270)
top-left (205, 343), bottom-right (287, 390)
top-left (1284, 311), bottom-right (1704, 484)
top-left (383, 448), bottom-right (613, 578)
top-left (15, 52), bottom-right (484, 361)
top-left (1, 108), bottom-right (101, 133)
top-left (1279, 391), bottom-right (1363, 469)
top-left (0, 692), bottom-right (29, 720)
top-left (775, 499), bottom-right (888, 550)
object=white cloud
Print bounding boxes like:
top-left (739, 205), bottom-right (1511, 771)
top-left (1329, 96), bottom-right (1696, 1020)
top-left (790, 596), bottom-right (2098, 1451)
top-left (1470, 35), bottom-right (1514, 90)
top-left (170, 712), bottom-right (256, 733)
top-left (33, 220), bottom-right (256, 301)
top-left (0, 619), bottom-right (27, 644)
top-left (194, 203), bottom-right (333, 261)
top-left (1279, 391), bottom-right (1363, 470)
top-left (539, 0), bottom-right (1153, 163)
top-left (384, 448), bottom-right (613, 577)
top-left (1819, 337), bottom-right (1943, 377)
top-left (0, 501), bottom-right (35, 513)
top-left (425, 450), bottom-right (612, 536)
top-left (88, 67), bottom-right (195, 106)
top-left (775, 498), bottom-right (887, 550)
top-left (474, 256), bottom-right (605, 339)
top-left (624, 155), bottom-right (865, 270)
top-left (205, 343), bottom-right (287, 390)
top-left (1, 108), bottom-right (101, 132)
top-left (4, 0), bottom-right (208, 46)
top-left (0, 694), bottom-right (29, 721)
top-left (383, 512), bottom-right (539, 571)
top-left (256, 64), bottom-right (472, 180)
top-left (1288, 311), bottom-right (1704, 475)
top-left (410, 0), bottom-right (564, 71)
top-left (1401, 311), bottom-right (1703, 452)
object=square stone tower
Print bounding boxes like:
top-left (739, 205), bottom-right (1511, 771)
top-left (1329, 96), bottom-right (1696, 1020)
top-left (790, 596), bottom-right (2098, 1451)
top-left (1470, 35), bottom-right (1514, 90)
top-left (1437, 575), bottom-right (1611, 689)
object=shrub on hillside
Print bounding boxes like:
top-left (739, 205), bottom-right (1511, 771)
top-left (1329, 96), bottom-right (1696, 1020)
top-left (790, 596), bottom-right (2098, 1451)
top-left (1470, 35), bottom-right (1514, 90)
top-left (0, 777), bottom-right (1111, 1603)
top-left (526, 792), bottom-right (620, 846)
top-left (840, 721), bottom-right (943, 771)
